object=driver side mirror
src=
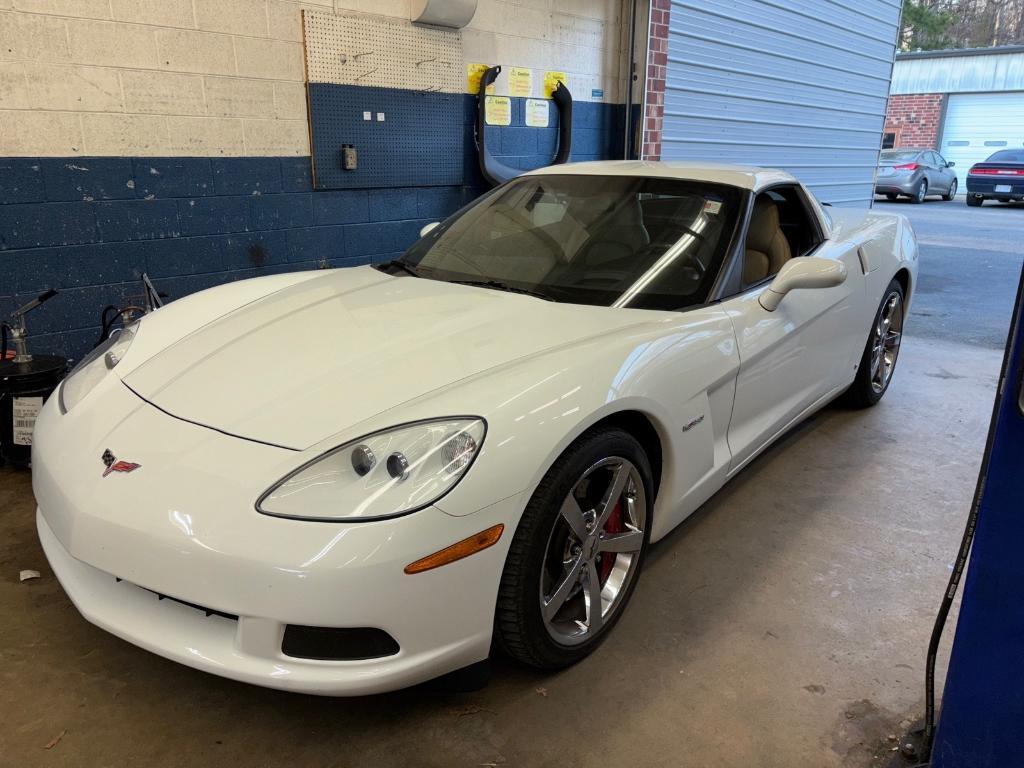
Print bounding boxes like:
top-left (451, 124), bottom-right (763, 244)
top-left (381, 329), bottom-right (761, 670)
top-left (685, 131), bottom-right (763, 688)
top-left (419, 221), bottom-right (440, 238)
top-left (759, 256), bottom-right (848, 312)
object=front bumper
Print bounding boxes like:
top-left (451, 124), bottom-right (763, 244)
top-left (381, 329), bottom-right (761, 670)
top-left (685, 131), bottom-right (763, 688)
top-left (33, 379), bottom-right (518, 695)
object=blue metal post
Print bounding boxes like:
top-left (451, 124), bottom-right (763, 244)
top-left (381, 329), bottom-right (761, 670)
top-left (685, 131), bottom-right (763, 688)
top-left (931, 264), bottom-right (1024, 767)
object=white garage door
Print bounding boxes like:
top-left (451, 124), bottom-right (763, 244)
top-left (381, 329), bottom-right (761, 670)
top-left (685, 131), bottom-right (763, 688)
top-left (941, 92), bottom-right (1024, 190)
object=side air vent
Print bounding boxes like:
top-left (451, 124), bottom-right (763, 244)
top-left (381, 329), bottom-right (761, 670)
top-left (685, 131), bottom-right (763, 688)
top-left (281, 625), bottom-right (399, 661)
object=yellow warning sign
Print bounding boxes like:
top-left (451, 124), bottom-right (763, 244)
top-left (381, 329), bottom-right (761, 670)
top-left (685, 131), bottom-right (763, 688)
top-left (544, 70), bottom-right (567, 99)
top-left (508, 66), bottom-right (533, 97)
top-left (467, 63), bottom-right (494, 95)
top-left (484, 96), bottom-right (511, 126)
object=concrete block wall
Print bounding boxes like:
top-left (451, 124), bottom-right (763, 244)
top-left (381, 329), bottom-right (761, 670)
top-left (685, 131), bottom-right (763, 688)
top-left (884, 93), bottom-right (945, 150)
top-left (0, 0), bottom-right (311, 156)
top-left (0, 0), bottom-right (630, 362)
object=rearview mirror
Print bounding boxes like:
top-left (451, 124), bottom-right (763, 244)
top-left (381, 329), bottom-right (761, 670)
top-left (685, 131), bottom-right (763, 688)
top-left (419, 221), bottom-right (439, 238)
top-left (759, 257), bottom-right (848, 311)
top-left (947, 161), bottom-right (956, 168)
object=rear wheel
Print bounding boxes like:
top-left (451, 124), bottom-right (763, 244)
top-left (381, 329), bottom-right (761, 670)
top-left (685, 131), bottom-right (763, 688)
top-left (966, 194), bottom-right (983, 207)
top-left (495, 427), bottom-right (652, 670)
top-left (842, 279), bottom-right (905, 409)
top-left (910, 179), bottom-right (927, 204)
top-left (942, 178), bottom-right (957, 201)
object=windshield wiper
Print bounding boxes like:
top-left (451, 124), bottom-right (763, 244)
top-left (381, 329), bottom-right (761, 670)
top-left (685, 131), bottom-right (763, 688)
top-left (375, 260), bottom-right (422, 277)
top-left (449, 279), bottom-right (555, 302)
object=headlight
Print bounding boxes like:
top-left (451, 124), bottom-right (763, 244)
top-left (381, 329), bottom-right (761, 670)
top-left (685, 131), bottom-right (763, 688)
top-left (58, 325), bottom-right (137, 413)
top-left (257, 418), bottom-right (486, 521)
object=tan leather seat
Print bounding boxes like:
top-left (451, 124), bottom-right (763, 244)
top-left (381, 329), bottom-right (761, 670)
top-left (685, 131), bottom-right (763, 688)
top-left (743, 198), bottom-right (791, 284)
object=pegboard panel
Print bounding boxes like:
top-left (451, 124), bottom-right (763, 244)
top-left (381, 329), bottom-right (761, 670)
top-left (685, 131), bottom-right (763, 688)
top-left (303, 10), bottom-right (466, 189)
top-left (308, 84), bottom-right (466, 189)
top-left (303, 10), bottom-right (463, 93)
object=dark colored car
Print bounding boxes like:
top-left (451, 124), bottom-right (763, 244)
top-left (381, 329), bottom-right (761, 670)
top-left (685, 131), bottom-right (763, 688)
top-left (876, 148), bottom-right (954, 202)
top-left (875, 149), bottom-right (958, 203)
top-left (966, 149), bottom-right (1024, 207)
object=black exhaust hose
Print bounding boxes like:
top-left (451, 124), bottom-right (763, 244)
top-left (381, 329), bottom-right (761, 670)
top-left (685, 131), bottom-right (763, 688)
top-left (476, 66), bottom-right (573, 187)
top-left (476, 66), bottom-right (521, 187)
top-left (551, 80), bottom-right (572, 166)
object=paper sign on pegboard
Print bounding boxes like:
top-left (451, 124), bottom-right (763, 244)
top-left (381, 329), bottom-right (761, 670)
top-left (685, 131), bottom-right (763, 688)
top-left (484, 96), bottom-right (511, 126)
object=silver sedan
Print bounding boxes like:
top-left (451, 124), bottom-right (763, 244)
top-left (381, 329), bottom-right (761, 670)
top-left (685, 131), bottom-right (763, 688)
top-left (875, 148), bottom-right (958, 203)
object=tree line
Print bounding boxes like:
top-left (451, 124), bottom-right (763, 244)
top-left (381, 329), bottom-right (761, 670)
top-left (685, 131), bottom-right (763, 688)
top-left (902, 0), bottom-right (1024, 50)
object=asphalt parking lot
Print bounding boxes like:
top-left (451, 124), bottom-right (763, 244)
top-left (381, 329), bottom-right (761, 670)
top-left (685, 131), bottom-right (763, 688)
top-left (874, 197), bottom-right (1023, 349)
top-left (1, 197), bottom-right (1021, 768)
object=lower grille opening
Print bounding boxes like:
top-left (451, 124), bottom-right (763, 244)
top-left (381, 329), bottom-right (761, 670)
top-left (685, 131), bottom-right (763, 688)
top-left (282, 625), bottom-right (399, 661)
top-left (117, 577), bottom-right (238, 621)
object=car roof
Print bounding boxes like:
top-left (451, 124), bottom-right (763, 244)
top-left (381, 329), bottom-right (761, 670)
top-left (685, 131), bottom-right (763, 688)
top-left (524, 160), bottom-right (796, 191)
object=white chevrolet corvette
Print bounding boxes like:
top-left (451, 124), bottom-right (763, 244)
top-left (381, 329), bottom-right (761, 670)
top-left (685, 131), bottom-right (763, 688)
top-left (34, 161), bottom-right (917, 695)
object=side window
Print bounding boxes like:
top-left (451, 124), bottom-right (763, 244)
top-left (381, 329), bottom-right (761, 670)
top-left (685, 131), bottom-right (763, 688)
top-left (741, 186), bottom-right (823, 288)
top-left (933, 152), bottom-right (947, 167)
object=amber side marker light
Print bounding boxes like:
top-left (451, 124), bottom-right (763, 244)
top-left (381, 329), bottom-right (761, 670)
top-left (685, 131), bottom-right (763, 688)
top-left (404, 524), bottom-right (504, 575)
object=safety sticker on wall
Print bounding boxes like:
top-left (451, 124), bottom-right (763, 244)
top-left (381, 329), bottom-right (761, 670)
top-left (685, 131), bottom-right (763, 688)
top-left (508, 66), bottom-right (533, 97)
top-left (467, 63), bottom-right (494, 95)
top-left (544, 71), bottom-right (566, 99)
top-left (484, 96), bottom-right (511, 126)
top-left (525, 99), bottom-right (549, 128)
top-left (12, 396), bottom-right (42, 446)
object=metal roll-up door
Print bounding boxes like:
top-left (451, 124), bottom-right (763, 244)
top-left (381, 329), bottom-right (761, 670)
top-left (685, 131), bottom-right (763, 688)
top-left (660, 0), bottom-right (901, 207)
top-left (941, 92), bottom-right (1024, 190)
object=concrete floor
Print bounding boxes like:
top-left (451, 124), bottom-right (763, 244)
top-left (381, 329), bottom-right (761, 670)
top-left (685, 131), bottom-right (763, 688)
top-left (1, 203), bottom-right (1018, 767)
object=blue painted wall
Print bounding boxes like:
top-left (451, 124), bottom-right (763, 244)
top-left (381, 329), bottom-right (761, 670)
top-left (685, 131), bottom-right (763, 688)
top-left (308, 84), bottom-right (623, 189)
top-left (1, 100), bottom-right (624, 363)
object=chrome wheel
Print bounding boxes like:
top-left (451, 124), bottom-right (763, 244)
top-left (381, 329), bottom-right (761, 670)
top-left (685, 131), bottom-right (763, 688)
top-left (915, 180), bottom-right (927, 203)
top-left (870, 290), bottom-right (903, 394)
top-left (540, 457), bottom-right (646, 646)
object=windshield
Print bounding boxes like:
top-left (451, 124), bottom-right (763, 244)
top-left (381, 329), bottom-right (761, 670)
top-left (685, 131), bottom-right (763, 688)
top-left (986, 149), bottom-right (1024, 163)
top-left (396, 174), bottom-right (743, 310)
top-left (880, 150), bottom-right (920, 163)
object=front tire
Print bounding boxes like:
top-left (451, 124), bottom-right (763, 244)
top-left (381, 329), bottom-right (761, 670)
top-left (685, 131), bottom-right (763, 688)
top-left (910, 179), bottom-right (927, 204)
top-left (495, 427), bottom-right (653, 670)
top-left (842, 279), bottom-right (905, 408)
top-left (942, 178), bottom-right (957, 201)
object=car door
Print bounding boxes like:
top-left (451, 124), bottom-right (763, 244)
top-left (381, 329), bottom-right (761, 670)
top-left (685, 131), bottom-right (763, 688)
top-left (721, 185), bottom-right (864, 474)
top-left (933, 151), bottom-right (955, 191)
top-left (919, 151), bottom-right (939, 191)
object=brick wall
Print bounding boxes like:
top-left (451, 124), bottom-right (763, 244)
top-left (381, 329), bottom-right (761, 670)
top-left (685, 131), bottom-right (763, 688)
top-left (884, 93), bottom-right (945, 149)
top-left (641, 0), bottom-right (670, 160)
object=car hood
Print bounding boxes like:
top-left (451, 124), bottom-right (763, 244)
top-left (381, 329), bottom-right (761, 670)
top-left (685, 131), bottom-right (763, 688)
top-left (124, 266), bottom-right (643, 450)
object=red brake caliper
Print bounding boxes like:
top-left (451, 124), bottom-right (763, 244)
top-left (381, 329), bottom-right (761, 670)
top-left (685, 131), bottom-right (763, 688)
top-left (599, 500), bottom-right (624, 585)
